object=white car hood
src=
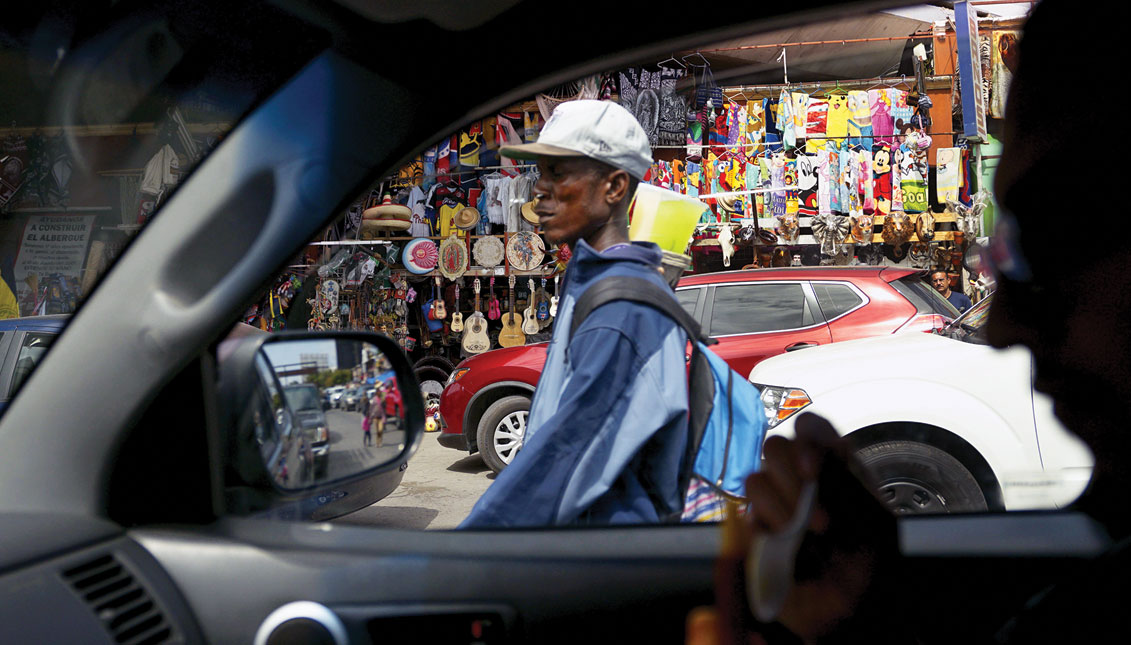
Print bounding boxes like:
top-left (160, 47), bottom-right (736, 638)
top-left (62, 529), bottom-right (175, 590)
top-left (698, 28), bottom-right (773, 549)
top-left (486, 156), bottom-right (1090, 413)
top-left (748, 332), bottom-right (1002, 393)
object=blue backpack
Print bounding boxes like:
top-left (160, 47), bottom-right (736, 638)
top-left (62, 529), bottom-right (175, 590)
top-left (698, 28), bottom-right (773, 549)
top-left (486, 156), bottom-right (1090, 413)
top-left (571, 277), bottom-right (767, 522)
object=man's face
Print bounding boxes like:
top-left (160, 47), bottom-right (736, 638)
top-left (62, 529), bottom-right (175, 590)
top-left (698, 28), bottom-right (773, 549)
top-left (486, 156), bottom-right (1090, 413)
top-left (930, 273), bottom-right (949, 294)
top-left (533, 157), bottom-right (612, 246)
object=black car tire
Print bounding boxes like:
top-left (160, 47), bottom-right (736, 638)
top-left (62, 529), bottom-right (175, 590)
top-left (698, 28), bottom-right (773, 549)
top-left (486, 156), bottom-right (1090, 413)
top-left (477, 395), bottom-right (530, 474)
top-left (854, 440), bottom-right (987, 514)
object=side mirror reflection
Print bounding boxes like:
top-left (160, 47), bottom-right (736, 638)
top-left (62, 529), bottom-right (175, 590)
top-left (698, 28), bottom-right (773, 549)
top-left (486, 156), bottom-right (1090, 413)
top-left (254, 337), bottom-right (410, 492)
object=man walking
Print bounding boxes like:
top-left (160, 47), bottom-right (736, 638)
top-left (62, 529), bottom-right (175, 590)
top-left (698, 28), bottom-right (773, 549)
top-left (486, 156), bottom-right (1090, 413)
top-left (462, 100), bottom-right (690, 527)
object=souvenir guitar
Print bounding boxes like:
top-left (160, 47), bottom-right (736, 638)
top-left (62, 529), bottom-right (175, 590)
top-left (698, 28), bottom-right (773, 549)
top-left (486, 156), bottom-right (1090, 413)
top-left (536, 277), bottom-right (550, 322)
top-left (549, 275), bottom-right (560, 318)
top-left (487, 276), bottom-right (501, 320)
top-left (498, 274), bottom-right (526, 348)
top-left (431, 276), bottom-right (446, 320)
top-left (461, 278), bottom-right (490, 355)
top-left (450, 284), bottom-right (464, 333)
top-left (522, 278), bottom-right (540, 335)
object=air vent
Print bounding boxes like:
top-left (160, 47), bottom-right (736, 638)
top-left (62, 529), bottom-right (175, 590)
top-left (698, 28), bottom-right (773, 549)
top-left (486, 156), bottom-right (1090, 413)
top-left (61, 554), bottom-right (174, 645)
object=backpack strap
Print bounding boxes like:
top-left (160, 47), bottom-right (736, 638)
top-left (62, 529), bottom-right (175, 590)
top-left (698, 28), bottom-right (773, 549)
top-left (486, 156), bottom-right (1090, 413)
top-left (570, 277), bottom-right (713, 345)
top-left (570, 276), bottom-right (716, 522)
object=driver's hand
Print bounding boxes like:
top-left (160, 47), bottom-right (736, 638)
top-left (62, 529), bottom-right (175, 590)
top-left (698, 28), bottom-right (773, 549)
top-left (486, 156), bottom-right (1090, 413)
top-left (687, 413), bottom-right (900, 645)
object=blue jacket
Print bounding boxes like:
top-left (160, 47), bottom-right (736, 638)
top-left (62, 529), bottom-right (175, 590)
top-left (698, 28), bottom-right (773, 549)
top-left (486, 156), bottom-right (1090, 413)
top-left (461, 240), bottom-right (689, 527)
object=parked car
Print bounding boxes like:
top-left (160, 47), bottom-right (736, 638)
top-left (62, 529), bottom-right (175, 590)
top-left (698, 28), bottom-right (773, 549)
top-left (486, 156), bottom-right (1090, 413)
top-left (324, 384), bottom-right (346, 408)
top-left (440, 266), bottom-right (959, 472)
top-left (748, 295), bottom-right (1095, 513)
top-left (283, 384), bottom-right (331, 477)
top-left (341, 386), bottom-right (367, 412)
top-left (0, 315), bottom-right (68, 414)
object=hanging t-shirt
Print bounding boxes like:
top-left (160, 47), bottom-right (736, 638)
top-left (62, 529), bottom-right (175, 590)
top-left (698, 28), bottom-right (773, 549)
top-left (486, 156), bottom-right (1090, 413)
top-left (459, 121), bottom-right (483, 168)
top-left (825, 93), bottom-right (850, 139)
top-left (869, 89), bottom-right (895, 144)
top-left (805, 99), bottom-right (828, 154)
top-left (422, 145), bottom-right (438, 189)
top-left (407, 185), bottom-right (430, 237)
top-left (483, 175), bottom-right (509, 226)
top-left (496, 112), bottom-right (525, 174)
top-left (429, 184), bottom-right (468, 237)
top-left (936, 147), bottom-right (961, 204)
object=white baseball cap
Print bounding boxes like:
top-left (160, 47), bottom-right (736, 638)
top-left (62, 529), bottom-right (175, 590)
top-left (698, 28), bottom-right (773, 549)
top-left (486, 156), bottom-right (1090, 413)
top-left (500, 100), bottom-right (652, 179)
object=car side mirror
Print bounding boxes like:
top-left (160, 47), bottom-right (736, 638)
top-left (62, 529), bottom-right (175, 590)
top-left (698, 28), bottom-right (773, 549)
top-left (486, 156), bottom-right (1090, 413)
top-left (216, 331), bottom-right (423, 520)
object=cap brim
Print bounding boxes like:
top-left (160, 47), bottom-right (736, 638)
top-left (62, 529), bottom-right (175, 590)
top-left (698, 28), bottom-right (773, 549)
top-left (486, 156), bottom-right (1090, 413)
top-left (499, 142), bottom-right (584, 161)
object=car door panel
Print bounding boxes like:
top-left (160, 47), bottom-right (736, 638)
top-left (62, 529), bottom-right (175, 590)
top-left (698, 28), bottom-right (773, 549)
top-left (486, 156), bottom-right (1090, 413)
top-left (705, 283), bottom-right (832, 377)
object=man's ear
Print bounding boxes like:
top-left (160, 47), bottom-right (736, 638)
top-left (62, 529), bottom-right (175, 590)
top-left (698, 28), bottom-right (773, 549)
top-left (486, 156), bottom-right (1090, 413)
top-left (604, 169), bottom-right (631, 207)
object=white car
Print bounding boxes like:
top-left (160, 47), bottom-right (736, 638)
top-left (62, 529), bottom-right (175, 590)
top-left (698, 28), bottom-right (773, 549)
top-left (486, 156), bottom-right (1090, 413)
top-left (748, 295), bottom-right (1094, 513)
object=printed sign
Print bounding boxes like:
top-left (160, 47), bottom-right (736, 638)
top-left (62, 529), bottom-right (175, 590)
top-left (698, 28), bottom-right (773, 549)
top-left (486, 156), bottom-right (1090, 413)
top-left (13, 214), bottom-right (94, 316)
top-left (954, 2), bottom-right (988, 141)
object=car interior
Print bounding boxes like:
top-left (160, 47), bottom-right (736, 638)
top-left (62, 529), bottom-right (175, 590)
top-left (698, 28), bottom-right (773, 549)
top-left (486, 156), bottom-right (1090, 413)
top-left (0, 1), bottom-right (1110, 643)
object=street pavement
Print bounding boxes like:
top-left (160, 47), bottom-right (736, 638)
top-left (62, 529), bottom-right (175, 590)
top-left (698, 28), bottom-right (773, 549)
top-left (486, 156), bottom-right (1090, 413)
top-left (330, 411), bottom-right (496, 530)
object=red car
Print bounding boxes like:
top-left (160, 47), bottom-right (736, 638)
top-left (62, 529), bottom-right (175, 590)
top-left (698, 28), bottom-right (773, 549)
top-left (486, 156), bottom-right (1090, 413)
top-left (439, 266), bottom-right (958, 472)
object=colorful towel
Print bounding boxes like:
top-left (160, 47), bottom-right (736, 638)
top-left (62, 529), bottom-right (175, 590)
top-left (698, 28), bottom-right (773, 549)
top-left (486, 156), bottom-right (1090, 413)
top-left (890, 89), bottom-right (913, 131)
top-left (816, 148), bottom-right (832, 216)
top-left (797, 154), bottom-right (819, 217)
top-left (745, 101), bottom-right (766, 157)
top-left (847, 91), bottom-right (873, 147)
top-left (872, 144), bottom-right (893, 216)
top-left (935, 147), bottom-right (961, 204)
top-left (869, 89), bottom-right (894, 144)
top-left (805, 99), bottom-right (828, 153)
top-left (825, 93), bottom-right (849, 139)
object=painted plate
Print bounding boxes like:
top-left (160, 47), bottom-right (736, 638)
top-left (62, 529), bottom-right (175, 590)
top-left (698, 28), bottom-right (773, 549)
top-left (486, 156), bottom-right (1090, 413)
top-left (402, 238), bottom-right (438, 274)
top-left (439, 235), bottom-right (469, 280)
top-left (506, 231), bottom-right (545, 271)
top-left (472, 235), bottom-right (505, 268)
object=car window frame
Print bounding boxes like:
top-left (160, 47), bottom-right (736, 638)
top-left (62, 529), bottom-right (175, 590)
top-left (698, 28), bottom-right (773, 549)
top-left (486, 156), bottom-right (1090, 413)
top-left (673, 286), bottom-right (706, 322)
top-left (702, 280), bottom-right (827, 338)
top-left (810, 280), bottom-right (870, 324)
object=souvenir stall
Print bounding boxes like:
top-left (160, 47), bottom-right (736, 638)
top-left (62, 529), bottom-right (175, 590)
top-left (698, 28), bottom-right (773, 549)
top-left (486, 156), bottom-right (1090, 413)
top-left (260, 7), bottom-right (1023, 376)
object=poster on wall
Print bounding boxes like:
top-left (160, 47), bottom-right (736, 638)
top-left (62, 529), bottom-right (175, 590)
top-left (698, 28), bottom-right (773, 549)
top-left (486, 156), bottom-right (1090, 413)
top-left (13, 214), bottom-right (94, 316)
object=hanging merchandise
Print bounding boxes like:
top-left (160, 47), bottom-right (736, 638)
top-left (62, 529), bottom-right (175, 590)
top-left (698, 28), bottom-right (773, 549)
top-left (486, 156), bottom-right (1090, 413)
top-left (473, 235), bottom-right (505, 268)
top-left (462, 278), bottom-right (490, 355)
top-left (454, 206), bottom-right (480, 231)
top-left (407, 184), bottom-right (430, 237)
top-left (360, 194), bottom-right (412, 237)
top-left (796, 154), bottom-right (818, 216)
top-left (916, 210), bottom-right (936, 242)
top-left (889, 88), bottom-right (913, 131)
top-left (506, 231), bottom-right (545, 272)
top-left (847, 90), bottom-right (872, 148)
top-left (882, 210), bottom-right (913, 258)
top-left (898, 129), bottom-right (928, 214)
top-left (812, 214), bottom-right (852, 256)
top-left (439, 234), bottom-right (469, 280)
top-left (403, 238), bottom-right (439, 275)
top-left (776, 89), bottom-right (797, 149)
top-left (825, 92), bottom-right (849, 139)
top-left (744, 100), bottom-right (766, 158)
top-left (521, 198), bottom-right (540, 225)
top-left (790, 92), bottom-right (809, 147)
top-left (935, 147), bottom-right (961, 204)
top-left (868, 89), bottom-right (895, 144)
top-left (991, 31), bottom-right (1020, 119)
top-left (804, 98), bottom-right (828, 154)
top-left (450, 284), bottom-right (464, 333)
top-left (871, 143), bottom-right (893, 216)
top-left (459, 121), bottom-right (482, 167)
top-left (618, 66), bottom-right (687, 147)
top-left (487, 276), bottom-right (502, 320)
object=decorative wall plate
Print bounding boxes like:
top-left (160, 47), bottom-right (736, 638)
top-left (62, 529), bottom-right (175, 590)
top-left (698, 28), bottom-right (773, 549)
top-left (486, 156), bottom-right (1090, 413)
top-left (472, 235), bottom-right (504, 268)
top-left (402, 238), bottom-right (438, 274)
top-left (506, 231), bottom-right (545, 271)
top-left (439, 234), bottom-right (469, 280)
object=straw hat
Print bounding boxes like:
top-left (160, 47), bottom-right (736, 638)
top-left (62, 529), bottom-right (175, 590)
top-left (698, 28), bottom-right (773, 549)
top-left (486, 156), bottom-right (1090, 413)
top-left (362, 195), bottom-right (411, 231)
top-left (454, 206), bottom-right (480, 231)
top-left (521, 198), bottom-right (540, 224)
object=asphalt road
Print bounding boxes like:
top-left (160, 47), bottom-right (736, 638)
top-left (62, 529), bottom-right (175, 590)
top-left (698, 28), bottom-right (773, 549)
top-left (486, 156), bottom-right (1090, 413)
top-left (322, 408), bottom-right (405, 480)
top-left (334, 420), bottom-right (496, 530)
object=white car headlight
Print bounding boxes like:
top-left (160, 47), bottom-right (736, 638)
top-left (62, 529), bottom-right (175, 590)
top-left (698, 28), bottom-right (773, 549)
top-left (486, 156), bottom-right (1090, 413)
top-left (754, 384), bottom-right (812, 428)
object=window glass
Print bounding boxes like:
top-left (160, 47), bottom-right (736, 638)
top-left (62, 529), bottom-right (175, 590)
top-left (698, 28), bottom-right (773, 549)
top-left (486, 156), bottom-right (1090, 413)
top-left (893, 277), bottom-right (959, 317)
top-left (812, 283), bottom-right (863, 320)
top-left (8, 332), bottom-right (56, 397)
top-left (710, 284), bottom-right (806, 336)
top-left (675, 288), bottom-right (701, 317)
